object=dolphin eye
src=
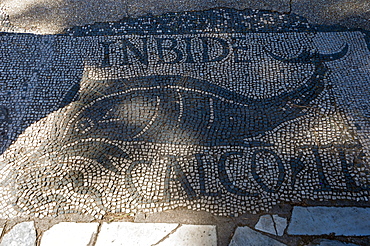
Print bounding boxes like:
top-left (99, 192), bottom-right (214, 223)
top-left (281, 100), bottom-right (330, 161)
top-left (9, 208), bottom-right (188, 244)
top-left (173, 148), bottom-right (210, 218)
top-left (75, 118), bottom-right (94, 134)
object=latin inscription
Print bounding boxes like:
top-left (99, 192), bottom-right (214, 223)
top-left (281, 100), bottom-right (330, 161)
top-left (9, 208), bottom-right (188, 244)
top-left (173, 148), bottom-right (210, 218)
top-left (100, 36), bottom-right (250, 66)
top-left (123, 144), bottom-right (368, 203)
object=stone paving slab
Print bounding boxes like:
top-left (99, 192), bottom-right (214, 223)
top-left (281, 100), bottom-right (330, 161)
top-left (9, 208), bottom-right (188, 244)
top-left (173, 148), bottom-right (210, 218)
top-left (0, 217), bottom-right (368, 245)
top-left (255, 215), bottom-right (277, 236)
top-left (40, 222), bottom-right (99, 246)
top-left (94, 223), bottom-right (217, 246)
top-left (0, 221), bottom-right (36, 246)
top-left (255, 214), bottom-right (287, 236)
top-left (287, 207), bottom-right (370, 236)
top-left (0, 221), bottom-right (217, 246)
top-left (229, 226), bottom-right (287, 246)
top-left (95, 222), bottom-right (178, 245)
top-left (156, 224), bottom-right (217, 246)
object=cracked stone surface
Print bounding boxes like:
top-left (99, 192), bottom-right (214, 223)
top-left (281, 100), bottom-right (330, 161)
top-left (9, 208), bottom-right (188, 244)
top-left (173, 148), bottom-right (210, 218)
top-left (287, 207), bottom-right (370, 236)
top-left (0, 222), bottom-right (36, 246)
top-left (40, 222), bottom-right (99, 246)
top-left (95, 222), bottom-right (179, 246)
top-left (255, 214), bottom-right (287, 236)
top-left (229, 226), bottom-right (287, 246)
top-left (95, 223), bottom-right (217, 245)
top-left (156, 224), bottom-right (217, 246)
top-left (272, 215), bottom-right (288, 237)
top-left (255, 215), bottom-right (276, 235)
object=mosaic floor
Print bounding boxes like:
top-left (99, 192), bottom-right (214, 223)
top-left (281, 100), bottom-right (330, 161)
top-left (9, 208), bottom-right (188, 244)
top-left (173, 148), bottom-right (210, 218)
top-left (0, 8), bottom-right (369, 219)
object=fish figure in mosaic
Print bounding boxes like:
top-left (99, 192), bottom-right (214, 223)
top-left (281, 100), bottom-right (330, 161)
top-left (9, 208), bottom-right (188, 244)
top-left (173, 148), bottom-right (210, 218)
top-left (61, 45), bottom-right (348, 149)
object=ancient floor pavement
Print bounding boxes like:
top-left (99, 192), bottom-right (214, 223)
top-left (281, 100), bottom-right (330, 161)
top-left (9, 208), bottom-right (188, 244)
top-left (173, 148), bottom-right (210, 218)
top-left (0, 5), bottom-right (369, 246)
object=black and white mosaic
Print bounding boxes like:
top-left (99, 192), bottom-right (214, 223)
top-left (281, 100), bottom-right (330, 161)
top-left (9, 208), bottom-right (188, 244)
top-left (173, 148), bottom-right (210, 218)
top-left (0, 8), bottom-right (369, 218)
